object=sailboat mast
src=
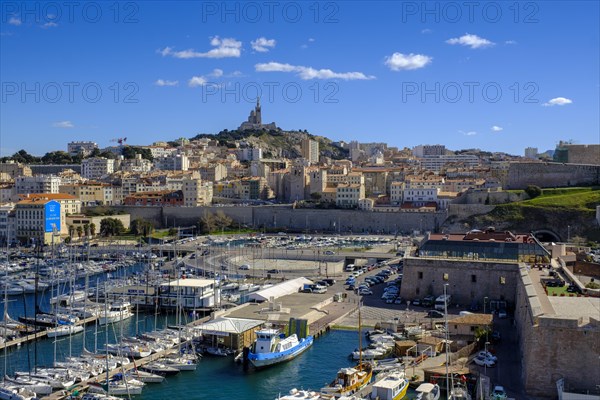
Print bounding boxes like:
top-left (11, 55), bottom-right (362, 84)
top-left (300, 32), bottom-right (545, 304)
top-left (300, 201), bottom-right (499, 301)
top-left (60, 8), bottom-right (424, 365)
top-left (358, 295), bottom-right (362, 369)
top-left (444, 284), bottom-right (453, 399)
top-left (3, 280), bottom-right (8, 381)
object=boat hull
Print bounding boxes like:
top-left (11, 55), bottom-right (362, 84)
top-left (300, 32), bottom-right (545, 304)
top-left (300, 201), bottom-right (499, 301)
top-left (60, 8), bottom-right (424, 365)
top-left (249, 336), bottom-right (313, 369)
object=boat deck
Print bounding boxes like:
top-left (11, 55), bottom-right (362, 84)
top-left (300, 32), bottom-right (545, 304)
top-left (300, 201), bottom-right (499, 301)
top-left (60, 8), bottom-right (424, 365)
top-left (41, 345), bottom-right (179, 400)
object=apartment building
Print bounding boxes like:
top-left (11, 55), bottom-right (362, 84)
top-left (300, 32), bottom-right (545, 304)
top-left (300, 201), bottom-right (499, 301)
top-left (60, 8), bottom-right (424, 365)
top-left (15, 175), bottom-right (62, 194)
top-left (82, 157), bottom-right (115, 180)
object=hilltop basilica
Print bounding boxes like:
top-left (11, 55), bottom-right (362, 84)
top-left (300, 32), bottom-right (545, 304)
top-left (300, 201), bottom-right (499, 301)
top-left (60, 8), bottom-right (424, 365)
top-left (238, 97), bottom-right (278, 131)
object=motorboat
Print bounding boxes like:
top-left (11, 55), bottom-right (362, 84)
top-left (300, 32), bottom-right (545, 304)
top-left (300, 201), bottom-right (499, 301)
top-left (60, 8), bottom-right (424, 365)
top-left (0, 385), bottom-right (37, 400)
top-left (3, 376), bottom-right (53, 395)
top-left (140, 361), bottom-right (180, 376)
top-left (47, 324), bottom-right (84, 338)
top-left (105, 343), bottom-right (151, 359)
top-left (370, 370), bottom-right (409, 400)
top-left (415, 383), bottom-right (440, 400)
top-left (321, 362), bottom-right (373, 397)
top-left (247, 328), bottom-right (314, 368)
top-left (128, 370), bottom-right (165, 383)
top-left (276, 388), bottom-right (321, 399)
top-left (449, 383), bottom-right (472, 400)
top-left (160, 354), bottom-right (197, 371)
top-left (205, 346), bottom-right (229, 357)
top-left (98, 301), bottom-right (133, 325)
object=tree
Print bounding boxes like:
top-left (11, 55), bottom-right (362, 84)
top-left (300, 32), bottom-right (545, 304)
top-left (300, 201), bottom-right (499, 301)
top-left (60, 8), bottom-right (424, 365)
top-left (130, 218), bottom-right (155, 236)
top-left (310, 192), bottom-right (322, 201)
top-left (100, 218), bottom-right (126, 237)
top-left (76, 226), bottom-right (83, 238)
top-left (198, 211), bottom-right (216, 234)
top-left (90, 223), bottom-right (96, 237)
top-left (83, 223), bottom-right (90, 237)
top-left (525, 185), bottom-right (542, 199)
top-left (68, 225), bottom-right (75, 238)
top-left (214, 211), bottom-right (233, 231)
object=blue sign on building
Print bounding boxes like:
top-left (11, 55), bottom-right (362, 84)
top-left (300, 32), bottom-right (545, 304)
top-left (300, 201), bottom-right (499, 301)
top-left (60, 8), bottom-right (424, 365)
top-left (44, 200), bottom-right (61, 233)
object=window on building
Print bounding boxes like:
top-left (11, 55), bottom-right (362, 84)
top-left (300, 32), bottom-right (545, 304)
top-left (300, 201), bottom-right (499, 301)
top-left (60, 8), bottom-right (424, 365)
top-left (471, 274), bottom-right (477, 283)
top-left (470, 326), bottom-right (475, 332)
top-left (500, 276), bottom-right (506, 285)
top-left (443, 273), bottom-right (449, 281)
top-left (416, 287), bottom-right (420, 295)
top-left (418, 271), bottom-right (423, 279)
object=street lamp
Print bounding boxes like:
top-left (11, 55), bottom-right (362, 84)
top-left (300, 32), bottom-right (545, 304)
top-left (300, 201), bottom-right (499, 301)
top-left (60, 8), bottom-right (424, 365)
top-left (484, 341), bottom-right (490, 377)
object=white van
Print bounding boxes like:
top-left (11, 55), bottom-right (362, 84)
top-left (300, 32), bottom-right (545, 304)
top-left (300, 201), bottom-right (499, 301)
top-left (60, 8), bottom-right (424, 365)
top-left (344, 264), bottom-right (355, 272)
top-left (434, 294), bottom-right (452, 311)
top-left (312, 285), bottom-right (327, 294)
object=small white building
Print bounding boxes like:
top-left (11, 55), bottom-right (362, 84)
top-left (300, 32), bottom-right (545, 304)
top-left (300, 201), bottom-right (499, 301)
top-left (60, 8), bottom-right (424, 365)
top-left (159, 278), bottom-right (219, 309)
top-left (248, 277), bottom-right (313, 303)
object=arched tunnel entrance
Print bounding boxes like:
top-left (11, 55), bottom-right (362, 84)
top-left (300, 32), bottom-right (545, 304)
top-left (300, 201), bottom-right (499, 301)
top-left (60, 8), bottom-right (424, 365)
top-left (533, 230), bottom-right (562, 242)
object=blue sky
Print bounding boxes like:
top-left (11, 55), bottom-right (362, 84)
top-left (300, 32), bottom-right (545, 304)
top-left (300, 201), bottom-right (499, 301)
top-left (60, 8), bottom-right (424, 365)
top-left (1, 1), bottom-right (598, 157)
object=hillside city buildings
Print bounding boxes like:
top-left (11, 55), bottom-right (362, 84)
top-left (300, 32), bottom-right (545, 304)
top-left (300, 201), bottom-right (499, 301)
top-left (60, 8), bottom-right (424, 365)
top-left (0, 102), bottom-right (599, 246)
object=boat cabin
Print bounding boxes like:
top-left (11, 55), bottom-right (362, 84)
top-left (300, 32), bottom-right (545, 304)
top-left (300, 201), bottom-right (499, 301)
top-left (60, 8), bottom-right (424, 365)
top-left (252, 329), bottom-right (281, 353)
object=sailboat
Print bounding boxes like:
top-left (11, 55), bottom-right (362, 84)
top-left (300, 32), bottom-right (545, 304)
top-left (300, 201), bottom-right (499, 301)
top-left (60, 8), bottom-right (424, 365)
top-left (444, 284), bottom-right (472, 400)
top-left (321, 297), bottom-right (372, 397)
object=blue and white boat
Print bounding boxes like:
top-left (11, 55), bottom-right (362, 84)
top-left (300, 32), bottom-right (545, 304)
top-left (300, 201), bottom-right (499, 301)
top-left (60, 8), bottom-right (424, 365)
top-left (247, 328), bottom-right (314, 368)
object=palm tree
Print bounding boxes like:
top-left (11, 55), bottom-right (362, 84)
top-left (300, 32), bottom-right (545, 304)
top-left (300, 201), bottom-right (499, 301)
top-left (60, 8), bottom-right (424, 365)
top-left (76, 226), bottom-right (83, 239)
top-left (90, 223), bottom-right (96, 237)
top-left (83, 223), bottom-right (90, 237)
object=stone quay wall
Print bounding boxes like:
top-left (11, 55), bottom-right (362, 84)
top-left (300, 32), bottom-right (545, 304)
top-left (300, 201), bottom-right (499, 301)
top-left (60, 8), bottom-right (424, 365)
top-left (506, 162), bottom-right (600, 189)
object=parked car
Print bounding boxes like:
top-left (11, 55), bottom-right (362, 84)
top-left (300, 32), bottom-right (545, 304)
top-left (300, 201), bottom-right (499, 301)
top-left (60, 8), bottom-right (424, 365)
top-left (394, 297), bottom-right (403, 304)
top-left (491, 330), bottom-right (501, 342)
top-left (473, 354), bottom-right (496, 367)
top-left (323, 278), bottom-right (336, 286)
top-left (477, 350), bottom-right (497, 362)
top-left (412, 298), bottom-right (421, 306)
top-left (497, 309), bottom-right (508, 319)
top-left (358, 289), bottom-right (373, 296)
top-left (267, 269), bottom-right (281, 274)
top-left (239, 264), bottom-right (250, 270)
top-left (422, 296), bottom-right (435, 307)
top-left (427, 310), bottom-right (444, 318)
top-left (491, 386), bottom-right (507, 399)
top-left (324, 250), bottom-right (335, 255)
top-left (347, 284), bottom-right (356, 291)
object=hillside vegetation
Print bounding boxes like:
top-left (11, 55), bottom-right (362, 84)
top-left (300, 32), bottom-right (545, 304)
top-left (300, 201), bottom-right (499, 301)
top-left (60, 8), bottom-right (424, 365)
top-left (457, 186), bottom-right (600, 242)
top-left (518, 187), bottom-right (600, 211)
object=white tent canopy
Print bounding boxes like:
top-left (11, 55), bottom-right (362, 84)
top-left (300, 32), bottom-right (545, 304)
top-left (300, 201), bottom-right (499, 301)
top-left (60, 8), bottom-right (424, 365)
top-left (195, 317), bottom-right (264, 336)
top-left (248, 277), bottom-right (313, 302)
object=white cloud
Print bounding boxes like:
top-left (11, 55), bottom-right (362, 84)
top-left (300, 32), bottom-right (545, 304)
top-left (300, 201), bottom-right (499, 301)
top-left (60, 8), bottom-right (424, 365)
top-left (251, 37), bottom-right (276, 52)
top-left (491, 125), bottom-right (503, 132)
top-left (188, 76), bottom-right (208, 87)
top-left (209, 69), bottom-right (223, 77)
top-left (159, 36), bottom-right (242, 59)
top-left (384, 53), bottom-right (432, 71)
top-left (505, 40), bottom-right (517, 45)
top-left (543, 97), bottom-right (573, 107)
top-left (53, 120), bottom-right (74, 129)
top-left (308, 38), bottom-right (315, 42)
top-left (446, 34), bottom-right (495, 49)
top-left (255, 62), bottom-right (375, 80)
top-left (421, 29), bottom-right (432, 34)
top-left (459, 130), bottom-right (477, 136)
top-left (41, 22), bottom-right (58, 28)
top-left (155, 79), bottom-right (178, 87)
top-left (8, 17), bottom-right (21, 26)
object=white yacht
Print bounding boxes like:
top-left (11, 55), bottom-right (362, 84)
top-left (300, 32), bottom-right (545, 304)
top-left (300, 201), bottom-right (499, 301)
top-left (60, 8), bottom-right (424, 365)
top-left (98, 301), bottom-right (133, 325)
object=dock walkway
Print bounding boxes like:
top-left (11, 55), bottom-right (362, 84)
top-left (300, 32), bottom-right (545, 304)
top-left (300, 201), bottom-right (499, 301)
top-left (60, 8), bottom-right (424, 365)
top-left (1, 315), bottom-right (100, 351)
